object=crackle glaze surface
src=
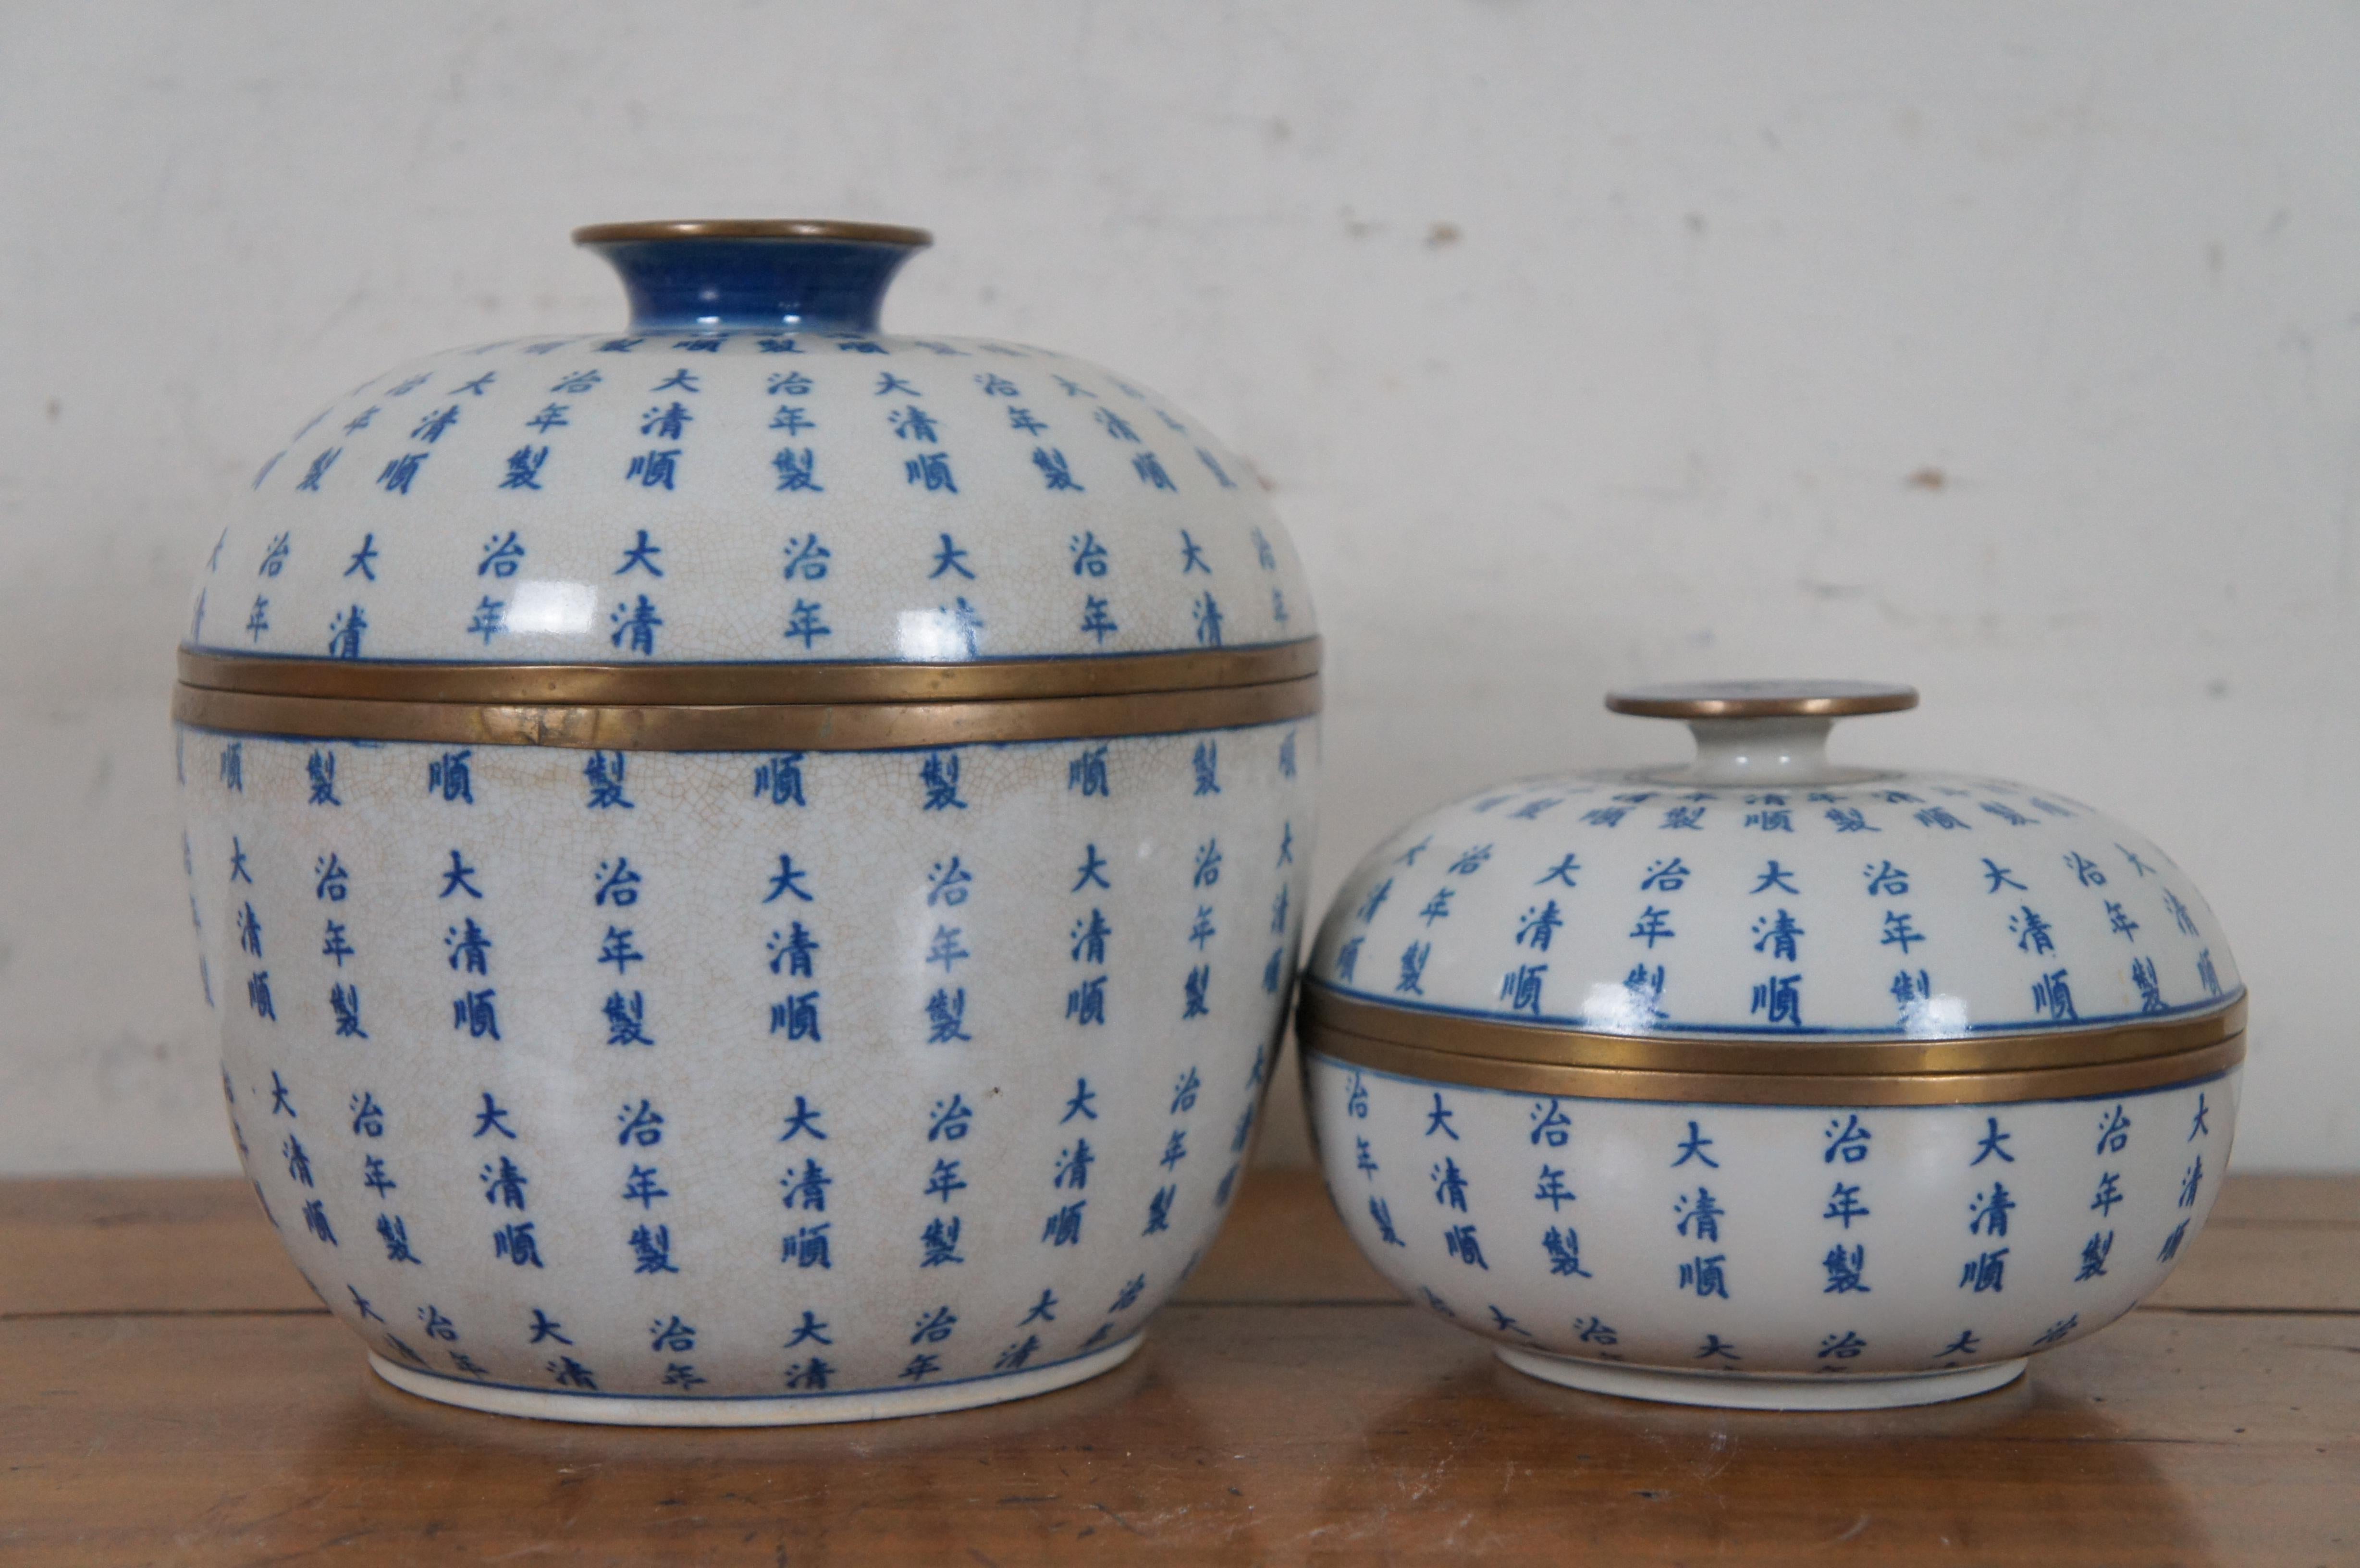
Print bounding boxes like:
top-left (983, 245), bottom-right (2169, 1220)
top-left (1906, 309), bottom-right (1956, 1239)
top-left (1307, 770), bottom-right (2241, 1039)
top-left (180, 717), bottom-right (1315, 1408)
top-left (190, 331), bottom-right (1309, 667)
top-left (1307, 1055), bottom-right (2237, 1380)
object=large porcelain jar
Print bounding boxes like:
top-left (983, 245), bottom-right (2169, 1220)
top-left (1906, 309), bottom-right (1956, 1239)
top-left (1300, 682), bottom-right (2238, 1409)
top-left (175, 220), bottom-right (1319, 1424)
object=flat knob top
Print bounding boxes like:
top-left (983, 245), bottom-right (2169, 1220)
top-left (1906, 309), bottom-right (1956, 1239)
top-left (1606, 680), bottom-right (1919, 720)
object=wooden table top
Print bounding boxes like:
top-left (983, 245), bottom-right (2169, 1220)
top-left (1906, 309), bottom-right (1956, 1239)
top-left (2, 1167), bottom-right (2353, 1565)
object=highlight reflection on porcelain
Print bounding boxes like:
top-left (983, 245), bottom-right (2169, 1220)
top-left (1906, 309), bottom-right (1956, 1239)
top-left (177, 221), bottom-right (1320, 1425)
top-left (1301, 681), bottom-right (2240, 1409)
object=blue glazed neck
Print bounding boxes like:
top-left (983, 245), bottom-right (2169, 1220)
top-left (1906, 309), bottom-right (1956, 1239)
top-left (578, 224), bottom-right (929, 333)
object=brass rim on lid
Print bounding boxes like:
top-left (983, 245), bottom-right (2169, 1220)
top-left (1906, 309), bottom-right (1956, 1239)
top-left (172, 637), bottom-right (1323, 751)
top-left (1298, 981), bottom-right (2247, 1107)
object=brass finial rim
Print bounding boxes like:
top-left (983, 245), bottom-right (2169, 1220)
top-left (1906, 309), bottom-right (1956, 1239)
top-left (1606, 680), bottom-right (1920, 720)
top-left (571, 219), bottom-right (933, 248)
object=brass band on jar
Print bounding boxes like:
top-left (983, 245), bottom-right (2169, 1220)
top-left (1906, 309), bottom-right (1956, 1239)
top-left (171, 673), bottom-right (1321, 752)
top-left (178, 639), bottom-right (1320, 707)
top-left (1297, 982), bottom-right (2247, 1107)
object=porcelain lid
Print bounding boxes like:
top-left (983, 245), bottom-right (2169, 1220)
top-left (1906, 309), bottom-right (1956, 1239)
top-left (1305, 682), bottom-right (2242, 1043)
top-left (184, 221), bottom-right (1314, 671)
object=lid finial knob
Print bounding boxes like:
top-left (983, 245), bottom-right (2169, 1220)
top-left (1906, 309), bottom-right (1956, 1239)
top-left (1605, 680), bottom-right (1918, 787)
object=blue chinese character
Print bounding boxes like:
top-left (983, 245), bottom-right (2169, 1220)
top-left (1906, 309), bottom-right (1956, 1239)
top-left (603, 990), bottom-right (654, 1046)
top-left (630, 1225), bottom-right (677, 1274)
top-left (294, 449), bottom-right (342, 493)
top-left (770, 446), bottom-right (823, 491)
top-left (617, 1099), bottom-right (664, 1146)
top-left (921, 752), bottom-right (967, 811)
top-left (1066, 974), bottom-right (1107, 1026)
top-left (1667, 1183), bottom-right (1726, 1243)
top-left (1750, 974), bottom-right (1803, 1026)
top-left (1394, 940), bottom-right (1430, 995)
top-left (1499, 963), bottom-right (1547, 1016)
top-left (767, 921), bottom-right (819, 977)
top-left (466, 597), bottom-right (505, 644)
top-left (1182, 966), bottom-right (1211, 1018)
top-left (780, 1157), bottom-right (832, 1212)
top-left (1823, 1114), bottom-right (1872, 1165)
top-left (411, 406), bottom-right (461, 442)
top-left (377, 1215), bottom-right (422, 1264)
top-left (1824, 1182), bottom-right (1870, 1228)
top-left (1751, 909), bottom-right (1804, 960)
top-left (328, 982), bottom-right (365, 1037)
top-left (445, 917), bottom-right (493, 975)
top-left (769, 991), bottom-right (822, 1041)
top-left (2032, 968), bottom-right (2077, 1021)
top-left (2095, 1103), bottom-right (2132, 1155)
top-left (915, 1218), bottom-right (963, 1265)
top-left (453, 988), bottom-right (500, 1040)
top-left (754, 753), bottom-right (807, 807)
top-left (377, 453), bottom-right (430, 493)
top-left (622, 1164), bottom-right (668, 1209)
top-left (1679, 1255), bottom-right (1729, 1299)
top-left (1443, 1225), bottom-right (1487, 1269)
top-left (923, 1159), bottom-right (967, 1202)
top-left (1822, 1244), bottom-right (1871, 1295)
top-left (1192, 590), bottom-right (1223, 646)
top-left (2075, 1231), bottom-right (2113, 1281)
top-left (609, 594), bottom-right (662, 655)
top-left (1970, 1181), bottom-right (2014, 1236)
top-left (905, 451), bottom-right (958, 492)
top-left (929, 1094), bottom-right (974, 1142)
top-left (469, 1091), bottom-right (515, 1139)
top-left (493, 1221), bottom-right (542, 1268)
top-left (1672, 1120), bottom-right (1718, 1168)
top-left (924, 987), bottom-right (971, 1043)
top-left (499, 447), bottom-right (548, 490)
top-left (481, 1154), bottom-right (529, 1211)
top-left (1042, 1201), bottom-right (1085, 1247)
top-left (924, 925), bottom-right (971, 973)
top-left (326, 605), bottom-right (367, 659)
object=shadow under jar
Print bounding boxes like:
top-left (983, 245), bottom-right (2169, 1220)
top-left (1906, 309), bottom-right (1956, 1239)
top-left (174, 220), bottom-right (1320, 1425)
top-left (1298, 681), bottom-right (2239, 1410)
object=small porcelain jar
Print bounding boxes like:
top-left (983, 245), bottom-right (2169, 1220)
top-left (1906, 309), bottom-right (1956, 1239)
top-left (175, 220), bottom-right (1319, 1424)
top-left (1300, 681), bottom-right (2240, 1409)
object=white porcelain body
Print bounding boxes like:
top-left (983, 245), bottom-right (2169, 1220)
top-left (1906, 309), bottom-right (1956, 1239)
top-left (192, 331), bottom-right (1310, 667)
top-left (1307, 766), bottom-right (2238, 1041)
top-left (180, 716), bottom-right (1315, 1415)
top-left (1306, 1054), bottom-right (2236, 1391)
top-left (1301, 740), bottom-right (2243, 1404)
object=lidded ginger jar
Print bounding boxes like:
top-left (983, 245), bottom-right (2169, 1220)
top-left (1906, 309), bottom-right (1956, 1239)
top-left (175, 220), bottom-right (1319, 1424)
top-left (1300, 681), bottom-right (2238, 1409)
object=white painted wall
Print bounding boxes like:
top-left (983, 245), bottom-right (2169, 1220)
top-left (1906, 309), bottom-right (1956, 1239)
top-left (1, 0), bottom-right (2351, 1173)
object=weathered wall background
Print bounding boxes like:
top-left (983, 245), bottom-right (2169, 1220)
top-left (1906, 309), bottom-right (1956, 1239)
top-left (0, 1), bottom-right (2352, 1172)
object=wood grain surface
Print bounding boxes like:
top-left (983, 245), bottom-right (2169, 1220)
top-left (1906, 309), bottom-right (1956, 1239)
top-left (2, 1169), bottom-right (2353, 1565)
